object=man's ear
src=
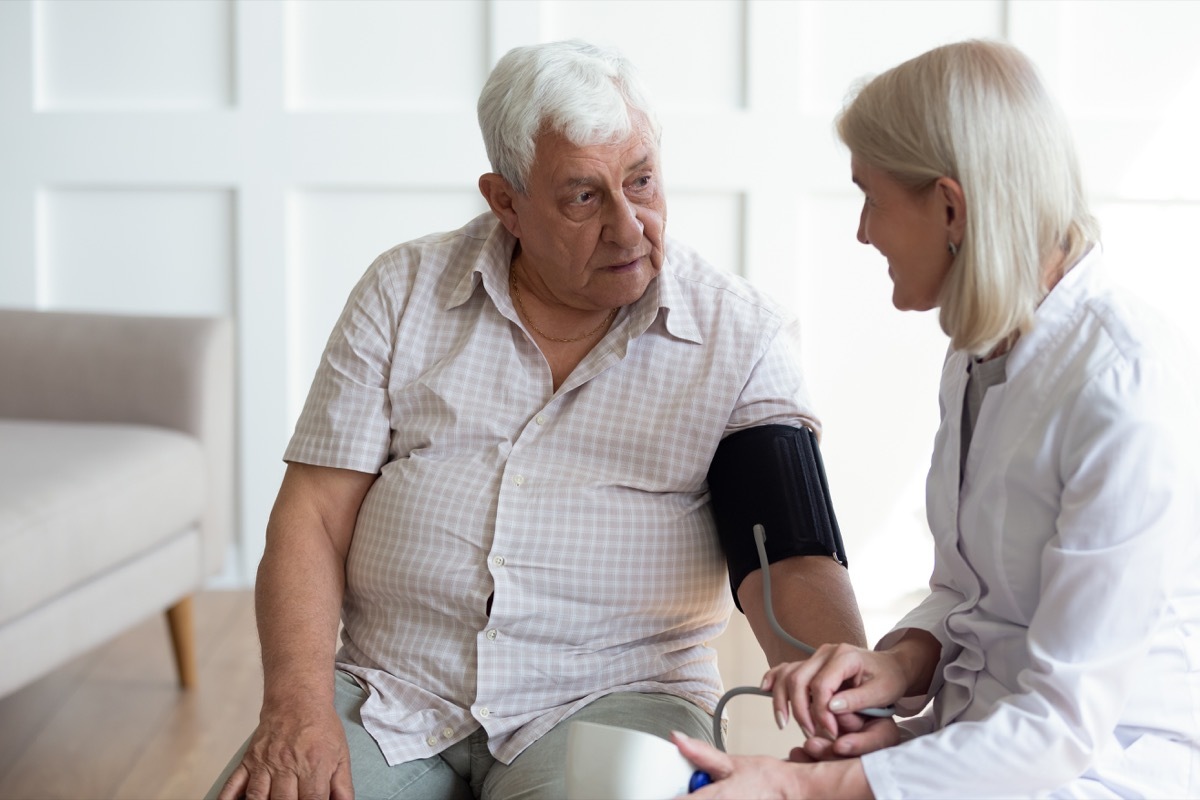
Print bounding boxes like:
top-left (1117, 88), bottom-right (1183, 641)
top-left (935, 176), bottom-right (967, 245)
top-left (479, 173), bottom-right (522, 239)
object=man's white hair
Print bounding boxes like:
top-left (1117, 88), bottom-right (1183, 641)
top-left (477, 39), bottom-right (661, 194)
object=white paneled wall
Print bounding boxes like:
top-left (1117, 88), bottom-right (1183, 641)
top-left (285, 189), bottom-right (487, 421)
top-left (34, 0), bottom-right (234, 110)
top-left (283, 0), bottom-right (487, 111)
top-left (1, 0), bottom-right (1197, 756)
top-left (38, 188), bottom-right (234, 315)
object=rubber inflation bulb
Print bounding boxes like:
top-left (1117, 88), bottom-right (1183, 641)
top-left (688, 771), bottom-right (713, 792)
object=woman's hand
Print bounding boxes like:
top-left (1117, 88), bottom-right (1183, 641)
top-left (670, 732), bottom-right (873, 799)
top-left (763, 642), bottom-right (910, 747)
top-left (797, 715), bottom-right (901, 760)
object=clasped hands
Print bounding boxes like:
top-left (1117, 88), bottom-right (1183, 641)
top-left (672, 642), bottom-right (912, 799)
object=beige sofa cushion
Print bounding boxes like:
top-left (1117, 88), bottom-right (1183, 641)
top-left (0, 419), bottom-right (205, 625)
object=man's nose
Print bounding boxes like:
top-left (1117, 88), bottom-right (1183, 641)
top-left (604, 195), bottom-right (644, 248)
top-left (857, 206), bottom-right (869, 245)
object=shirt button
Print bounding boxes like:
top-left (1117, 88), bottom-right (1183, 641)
top-left (426, 735), bottom-right (438, 747)
top-left (535, 414), bottom-right (546, 425)
top-left (492, 555), bottom-right (505, 567)
top-left (486, 628), bottom-right (498, 641)
top-left (513, 475), bottom-right (524, 486)
top-left (479, 707), bottom-right (491, 718)
top-left (442, 727), bottom-right (454, 739)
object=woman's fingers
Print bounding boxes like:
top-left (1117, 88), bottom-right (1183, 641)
top-left (764, 645), bottom-right (907, 743)
top-left (670, 731), bottom-right (733, 780)
top-left (766, 659), bottom-right (823, 738)
top-left (802, 734), bottom-right (836, 761)
top-left (829, 717), bottom-right (902, 758)
top-left (787, 746), bottom-right (817, 764)
top-left (794, 645), bottom-right (867, 738)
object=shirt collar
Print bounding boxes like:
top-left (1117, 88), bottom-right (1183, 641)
top-left (637, 248), bottom-right (703, 345)
top-left (1006, 244), bottom-right (1104, 377)
top-left (447, 218), bottom-right (703, 346)
top-left (447, 213), bottom-right (516, 312)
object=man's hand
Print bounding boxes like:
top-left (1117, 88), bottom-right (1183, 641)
top-left (223, 462), bottom-right (375, 800)
top-left (795, 715), bottom-right (901, 761)
top-left (763, 643), bottom-right (908, 745)
top-left (217, 700), bottom-right (353, 800)
top-left (670, 731), bottom-right (873, 799)
top-left (761, 627), bottom-right (938, 758)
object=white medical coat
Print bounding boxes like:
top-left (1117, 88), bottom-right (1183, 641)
top-left (861, 250), bottom-right (1200, 798)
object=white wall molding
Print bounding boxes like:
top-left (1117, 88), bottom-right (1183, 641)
top-left (1, 0), bottom-right (1197, 658)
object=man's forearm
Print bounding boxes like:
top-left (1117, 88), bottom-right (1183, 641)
top-left (255, 532), bottom-right (346, 707)
top-left (739, 556), bottom-right (867, 665)
top-left (254, 464), bottom-right (373, 708)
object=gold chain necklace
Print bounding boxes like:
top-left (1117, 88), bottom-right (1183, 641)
top-left (510, 267), bottom-right (618, 344)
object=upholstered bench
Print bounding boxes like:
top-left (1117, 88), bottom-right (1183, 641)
top-left (0, 309), bottom-right (234, 697)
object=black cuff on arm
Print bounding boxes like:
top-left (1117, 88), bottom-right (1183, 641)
top-left (707, 424), bottom-right (848, 611)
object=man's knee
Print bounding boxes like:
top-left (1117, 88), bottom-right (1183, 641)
top-left (571, 692), bottom-right (713, 743)
top-left (483, 693), bottom-right (712, 800)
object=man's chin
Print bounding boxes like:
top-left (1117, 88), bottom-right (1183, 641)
top-left (606, 267), bottom-right (657, 307)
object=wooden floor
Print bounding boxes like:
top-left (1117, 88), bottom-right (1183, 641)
top-left (0, 589), bottom-right (898, 799)
top-left (0, 591), bottom-right (261, 800)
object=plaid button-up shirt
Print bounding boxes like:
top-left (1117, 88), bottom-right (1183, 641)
top-left (285, 212), bottom-right (817, 765)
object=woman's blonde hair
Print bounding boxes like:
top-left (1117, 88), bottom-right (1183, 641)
top-left (836, 40), bottom-right (1099, 356)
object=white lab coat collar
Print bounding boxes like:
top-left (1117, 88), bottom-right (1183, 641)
top-left (1005, 245), bottom-right (1105, 380)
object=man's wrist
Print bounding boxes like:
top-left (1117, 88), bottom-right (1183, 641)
top-left (261, 668), bottom-right (336, 709)
top-left (803, 758), bottom-right (873, 800)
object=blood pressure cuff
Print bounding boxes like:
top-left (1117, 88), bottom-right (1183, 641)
top-left (707, 424), bottom-right (848, 610)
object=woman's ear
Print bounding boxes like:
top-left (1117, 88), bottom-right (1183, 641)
top-left (936, 176), bottom-right (967, 246)
top-left (478, 173), bottom-right (522, 238)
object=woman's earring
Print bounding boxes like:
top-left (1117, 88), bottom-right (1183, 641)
top-left (948, 241), bottom-right (959, 257)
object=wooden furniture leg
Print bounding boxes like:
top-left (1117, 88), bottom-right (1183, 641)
top-left (166, 596), bottom-right (198, 689)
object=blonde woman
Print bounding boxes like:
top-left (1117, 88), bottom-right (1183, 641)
top-left (674, 40), bottom-right (1200, 798)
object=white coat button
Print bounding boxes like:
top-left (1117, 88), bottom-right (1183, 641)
top-left (442, 727), bottom-right (454, 738)
top-left (535, 414), bottom-right (546, 425)
top-left (426, 736), bottom-right (438, 747)
top-left (513, 475), bottom-right (524, 486)
top-left (486, 628), bottom-right (498, 641)
top-left (492, 555), bottom-right (505, 567)
top-left (479, 707), bottom-right (491, 718)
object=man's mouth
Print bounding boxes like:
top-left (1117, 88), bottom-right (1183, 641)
top-left (608, 255), bottom-right (645, 271)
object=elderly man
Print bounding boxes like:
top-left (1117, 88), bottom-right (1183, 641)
top-left (211, 39), bottom-right (865, 800)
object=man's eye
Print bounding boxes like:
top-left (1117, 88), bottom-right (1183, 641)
top-left (631, 175), bottom-right (653, 191)
top-left (573, 191), bottom-right (594, 204)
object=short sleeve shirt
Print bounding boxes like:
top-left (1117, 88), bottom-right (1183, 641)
top-left (284, 212), bottom-right (819, 765)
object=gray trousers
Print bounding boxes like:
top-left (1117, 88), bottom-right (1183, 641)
top-left (208, 670), bottom-right (714, 800)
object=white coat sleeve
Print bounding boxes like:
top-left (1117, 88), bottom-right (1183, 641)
top-left (875, 561), bottom-right (962, 716)
top-left (862, 355), bottom-right (1200, 798)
